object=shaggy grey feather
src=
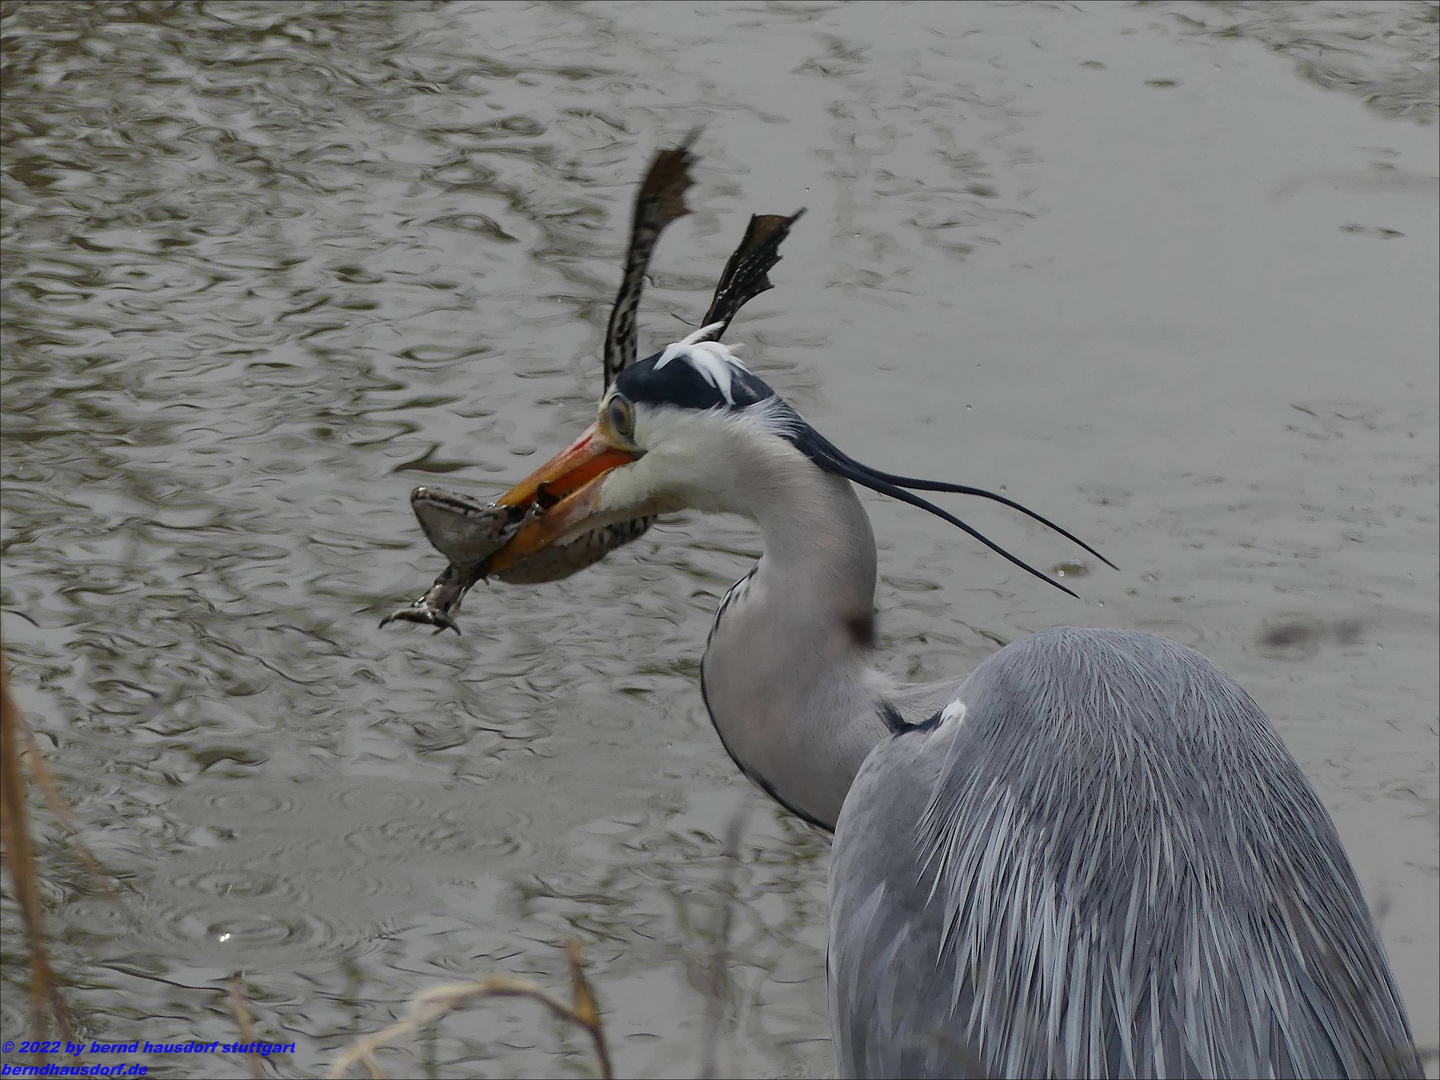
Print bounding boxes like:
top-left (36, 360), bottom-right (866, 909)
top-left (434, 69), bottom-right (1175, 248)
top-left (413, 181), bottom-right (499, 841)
top-left (830, 627), bottom-right (1421, 1079)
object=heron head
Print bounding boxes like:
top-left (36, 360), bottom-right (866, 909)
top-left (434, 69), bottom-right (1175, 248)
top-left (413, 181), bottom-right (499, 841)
top-left (485, 326), bottom-right (795, 575)
top-left (485, 326), bottom-right (1110, 593)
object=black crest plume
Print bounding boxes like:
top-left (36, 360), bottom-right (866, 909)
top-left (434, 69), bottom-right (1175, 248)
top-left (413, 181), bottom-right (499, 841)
top-left (788, 423), bottom-right (1114, 599)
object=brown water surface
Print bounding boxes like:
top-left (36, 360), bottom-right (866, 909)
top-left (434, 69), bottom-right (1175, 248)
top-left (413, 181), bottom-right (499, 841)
top-left (2, 2), bottom-right (1436, 1077)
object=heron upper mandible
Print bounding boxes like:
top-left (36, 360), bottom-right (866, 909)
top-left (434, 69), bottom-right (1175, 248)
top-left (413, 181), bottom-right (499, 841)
top-left (399, 140), bottom-right (1423, 1078)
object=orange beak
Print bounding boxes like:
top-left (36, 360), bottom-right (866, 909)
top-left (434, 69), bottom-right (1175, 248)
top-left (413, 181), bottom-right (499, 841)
top-left (487, 422), bottom-right (638, 574)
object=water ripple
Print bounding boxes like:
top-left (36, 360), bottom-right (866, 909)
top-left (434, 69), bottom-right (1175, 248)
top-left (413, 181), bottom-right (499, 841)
top-left (3, 2), bottom-right (1435, 1077)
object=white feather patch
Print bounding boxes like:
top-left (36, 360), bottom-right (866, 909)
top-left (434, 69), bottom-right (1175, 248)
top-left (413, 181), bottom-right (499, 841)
top-left (681, 321), bottom-right (726, 346)
top-left (938, 696), bottom-right (968, 730)
top-left (654, 339), bottom-right (751, 406)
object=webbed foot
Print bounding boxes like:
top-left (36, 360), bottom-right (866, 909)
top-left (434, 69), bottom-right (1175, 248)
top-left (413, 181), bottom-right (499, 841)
top-left (380, 562), bottom-right (478, 634)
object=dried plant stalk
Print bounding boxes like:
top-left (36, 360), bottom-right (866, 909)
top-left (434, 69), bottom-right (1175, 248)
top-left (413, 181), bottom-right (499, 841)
top-left (0, 646), bottom-right (72, 1043)
top-left (328, 939), bottom-right (612, 1079)
top-left (17, 718), bottom-right (114, 899)
top-left (227, 975), bottom-right (266, 1080)
top-left (700, 808), bottom-right (749, 1080)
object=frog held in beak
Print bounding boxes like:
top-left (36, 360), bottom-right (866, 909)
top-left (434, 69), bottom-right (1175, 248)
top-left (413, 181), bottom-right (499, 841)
top-left (486, 419), bottom-right (642, 576)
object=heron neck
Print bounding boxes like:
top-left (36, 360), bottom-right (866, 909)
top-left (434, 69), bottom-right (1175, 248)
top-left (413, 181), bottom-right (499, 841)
top-left (700, 459), bottom-right (891, 831)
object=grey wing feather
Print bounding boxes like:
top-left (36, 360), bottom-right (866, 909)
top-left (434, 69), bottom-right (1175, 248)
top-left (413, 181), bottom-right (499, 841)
top-left (830, 627), bottom-right (1421, 1079)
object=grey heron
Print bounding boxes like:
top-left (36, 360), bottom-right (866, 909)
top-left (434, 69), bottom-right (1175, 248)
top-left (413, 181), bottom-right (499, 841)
top-left (391, 143), bottom-right (1423, 1078)
top-left (479, 336), bottom-right (1421, 1077)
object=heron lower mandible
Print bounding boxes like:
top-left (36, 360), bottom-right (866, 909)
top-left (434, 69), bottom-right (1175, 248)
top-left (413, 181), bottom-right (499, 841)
top-left (477, 327), bottom-right (1421, 1078)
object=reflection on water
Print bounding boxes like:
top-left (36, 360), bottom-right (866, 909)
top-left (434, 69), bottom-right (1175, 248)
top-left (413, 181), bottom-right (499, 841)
top-left (2, 2), bottom-right (1436, 1076)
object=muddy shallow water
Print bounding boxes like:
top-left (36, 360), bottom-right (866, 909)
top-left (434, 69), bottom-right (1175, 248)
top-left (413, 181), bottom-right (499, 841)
top-left (2, 2), bottom-right (1436, 1077)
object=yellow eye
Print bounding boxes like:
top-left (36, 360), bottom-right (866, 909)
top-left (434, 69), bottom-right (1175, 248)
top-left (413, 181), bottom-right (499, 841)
top-left (606, 394), bottom-right (635, 438)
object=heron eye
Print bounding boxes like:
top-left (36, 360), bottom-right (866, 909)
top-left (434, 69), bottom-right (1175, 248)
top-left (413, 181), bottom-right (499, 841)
top-left (607, 394), bottom-right (635, 438)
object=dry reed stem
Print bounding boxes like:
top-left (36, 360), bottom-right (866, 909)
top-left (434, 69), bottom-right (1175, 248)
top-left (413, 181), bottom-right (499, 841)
top-left (700, 807), bottom-right (749, 1080)
top-left (328, 938), bottom-right (612, 1079)
top-left (227, 975), bottom-right (266, 1080)
top-left (17, 718), bottom-right (115, 899)
top-left (0, 646), bottom-right (72, 1044)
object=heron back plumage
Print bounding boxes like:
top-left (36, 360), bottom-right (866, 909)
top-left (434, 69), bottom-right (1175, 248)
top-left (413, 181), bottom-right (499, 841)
top-left (829, 626), bottom-right (1420, 1079)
